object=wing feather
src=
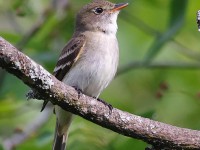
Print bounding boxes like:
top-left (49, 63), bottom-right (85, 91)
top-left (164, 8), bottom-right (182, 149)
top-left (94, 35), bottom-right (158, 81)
top-left (53, 34), bottom-right (86, 81)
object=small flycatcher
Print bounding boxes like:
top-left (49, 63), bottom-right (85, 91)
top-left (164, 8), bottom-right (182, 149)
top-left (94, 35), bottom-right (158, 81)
top-left (52, 0), bottom-right (128, 149)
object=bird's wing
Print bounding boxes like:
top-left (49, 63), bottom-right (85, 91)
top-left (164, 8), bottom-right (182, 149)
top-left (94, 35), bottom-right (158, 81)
top-left (53, 34), bottom-right (86, 81)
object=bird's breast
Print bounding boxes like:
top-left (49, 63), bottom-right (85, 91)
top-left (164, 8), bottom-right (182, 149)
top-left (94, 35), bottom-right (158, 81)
top-left (63, 32), bottom-right (119, 97)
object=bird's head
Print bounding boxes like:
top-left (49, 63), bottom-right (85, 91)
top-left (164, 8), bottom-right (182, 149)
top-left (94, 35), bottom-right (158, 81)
top-left (75, 0), bottom-right (128, 34)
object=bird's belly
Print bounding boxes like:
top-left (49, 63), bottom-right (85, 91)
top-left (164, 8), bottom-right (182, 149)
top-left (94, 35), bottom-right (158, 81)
top-left (63, 57), bottom-right (116, 97)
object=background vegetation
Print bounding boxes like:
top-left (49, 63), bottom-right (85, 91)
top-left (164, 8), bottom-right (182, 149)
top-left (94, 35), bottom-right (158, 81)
top-left (0, 0), bottom-right (200, 149)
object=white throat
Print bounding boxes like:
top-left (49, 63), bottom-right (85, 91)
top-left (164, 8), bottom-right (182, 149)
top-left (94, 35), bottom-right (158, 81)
top-left (100, 12), bottom-right (119, 35)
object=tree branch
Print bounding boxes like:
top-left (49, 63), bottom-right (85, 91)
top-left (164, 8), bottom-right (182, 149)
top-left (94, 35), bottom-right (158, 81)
top-left (1, 36), bottom-right (200, 149)
top-left (117, 61), bottom-right (200, 76)
top-left (121, 11), bottom-right (200, 62)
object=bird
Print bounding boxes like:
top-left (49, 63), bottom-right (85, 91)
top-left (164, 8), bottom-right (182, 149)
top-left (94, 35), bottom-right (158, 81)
top-left (52, 0), bottom-right (128, 149)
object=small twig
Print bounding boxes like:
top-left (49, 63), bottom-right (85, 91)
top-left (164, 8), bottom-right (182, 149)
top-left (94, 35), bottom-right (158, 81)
top-left (121, 11), bottom-right (200, 62)
top-left (117, 61), bottom-right (200, 76)
top-left (2, 104), bottom-right (53, 150)
top-left (16, 0), bottom-right (70, 50)
top-left (5, 11), bottom-right (22, 34)
top-left (52, 0), bottom-right (69, 13)
top-left (16, 7), bottom-right (54, 50)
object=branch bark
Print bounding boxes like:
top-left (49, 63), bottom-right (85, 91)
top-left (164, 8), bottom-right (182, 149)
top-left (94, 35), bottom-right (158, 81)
top-left (1, 36), bottom-right (200, 150)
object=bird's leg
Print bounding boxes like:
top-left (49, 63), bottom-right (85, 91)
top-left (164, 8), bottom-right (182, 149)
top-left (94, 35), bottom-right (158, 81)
top-left (94, 97), bottom-right (113, 113)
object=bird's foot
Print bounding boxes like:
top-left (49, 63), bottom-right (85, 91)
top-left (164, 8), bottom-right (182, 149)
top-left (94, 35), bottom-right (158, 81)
top-left (72, 86), bottom-right (83, 99)
top-left (94, 97), bottom-right (113, 113)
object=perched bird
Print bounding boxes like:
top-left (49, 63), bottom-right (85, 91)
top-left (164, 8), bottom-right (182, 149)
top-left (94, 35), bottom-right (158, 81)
top-left (52, 0), bottom-right (128, 149)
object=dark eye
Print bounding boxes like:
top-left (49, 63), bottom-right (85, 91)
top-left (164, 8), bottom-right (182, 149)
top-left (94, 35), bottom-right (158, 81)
top-left (93, 7), bottom-right (104, 15)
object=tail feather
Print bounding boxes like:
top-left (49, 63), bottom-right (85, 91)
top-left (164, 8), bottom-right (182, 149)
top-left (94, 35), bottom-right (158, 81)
top-left (53, 120), bottom-right (68, 150)
top-left (53, 133), bottom-right (67, 150)
top-left (53, 106), bottom-right (73, 150)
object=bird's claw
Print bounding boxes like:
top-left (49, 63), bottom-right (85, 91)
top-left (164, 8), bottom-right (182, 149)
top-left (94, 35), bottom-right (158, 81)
top-left (73, 86), bottom-right (83, 99)
top-left (94, 97), bottom-right (113, 114)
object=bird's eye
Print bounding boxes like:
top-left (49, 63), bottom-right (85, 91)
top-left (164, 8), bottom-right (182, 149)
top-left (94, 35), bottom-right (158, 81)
top-left (93, 7), bottom-right (104, 15)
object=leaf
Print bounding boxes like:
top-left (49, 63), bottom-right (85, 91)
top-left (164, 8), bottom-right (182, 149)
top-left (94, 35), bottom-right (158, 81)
top-left (144, 0), bottom-right (188, 63)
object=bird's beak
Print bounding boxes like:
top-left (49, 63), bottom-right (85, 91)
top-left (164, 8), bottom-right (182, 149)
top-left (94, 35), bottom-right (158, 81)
top-left (111, 3), bottom-right (128, 12)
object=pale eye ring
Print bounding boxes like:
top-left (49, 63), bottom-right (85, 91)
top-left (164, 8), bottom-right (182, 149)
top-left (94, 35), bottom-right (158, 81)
top-left (93, 7), bottom-right (104, 15)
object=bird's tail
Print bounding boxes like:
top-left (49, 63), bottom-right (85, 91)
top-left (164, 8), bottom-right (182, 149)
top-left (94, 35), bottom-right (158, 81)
top-left (53, 106), bottom-right (73, 150)
top-left (53, 120), bottom-right (68, 150)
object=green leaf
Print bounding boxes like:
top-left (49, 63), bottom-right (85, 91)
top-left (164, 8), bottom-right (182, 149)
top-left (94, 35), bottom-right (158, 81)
top-left (144, 0), bottom-right (188, 63)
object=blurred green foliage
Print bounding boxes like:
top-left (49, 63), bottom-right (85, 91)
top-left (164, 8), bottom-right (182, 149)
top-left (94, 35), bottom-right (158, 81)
top-left (0, 0), bottom-right (200, 149)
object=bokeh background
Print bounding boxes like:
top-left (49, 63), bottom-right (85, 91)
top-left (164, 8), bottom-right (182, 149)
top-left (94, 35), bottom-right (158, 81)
top-left (0, 0), bottom-right (200, 149)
